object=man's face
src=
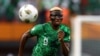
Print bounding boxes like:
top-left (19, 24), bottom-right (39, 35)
top-left (50, 10), bottom-right (63, 26)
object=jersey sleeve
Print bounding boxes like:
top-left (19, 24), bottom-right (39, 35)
top-left (30, 24), bottom-right (42, 36)
top-left (63, 26), bottom-right (71, 42)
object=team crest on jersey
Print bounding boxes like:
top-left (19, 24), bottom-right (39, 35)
top-left (43, 37), bottom-right (48, 46)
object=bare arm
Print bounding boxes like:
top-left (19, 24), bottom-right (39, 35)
top-left (18, 24), bottom-right (42, 56)
top-left (60, 40), bottom-right (69, 56)
top-left (18, 30), bottom-right (32, 56)
top-left (58, 31), bottom-right (69, 56)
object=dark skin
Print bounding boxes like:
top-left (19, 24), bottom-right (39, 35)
top-left (18, 10), bottom-right (69, 56)
top-left (50, 10), bottom-right (69, 56)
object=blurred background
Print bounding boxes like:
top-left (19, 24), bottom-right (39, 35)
top-left (82, 22), bottom-right (100, 56)
top-left (0, 0), bottom-right (100, 56)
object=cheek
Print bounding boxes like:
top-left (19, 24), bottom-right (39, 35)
top-left (55, 19), bottom-right (62, 22)
top-left (54, 20), bottom-right (62, 24)
top-left (50, 16), bottom-right (55, 19)
top-left (60, 18), bottom-right (63, 21)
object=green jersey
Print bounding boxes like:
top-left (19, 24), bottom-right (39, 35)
top-left (30, 22), bottom-right (70, 56)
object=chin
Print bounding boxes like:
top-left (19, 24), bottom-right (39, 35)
top-left (55, 23), bottom-right (60, 26)
top-left (56, 22), bottom-right (61, 25)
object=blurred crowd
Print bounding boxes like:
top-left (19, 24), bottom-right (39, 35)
top-left (0, 0), bottom-right (100, 56)
top-left (0, 0), bottom-right (100, 23)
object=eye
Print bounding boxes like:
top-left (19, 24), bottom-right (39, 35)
top-left (51, 16), bottom-right (55, 19)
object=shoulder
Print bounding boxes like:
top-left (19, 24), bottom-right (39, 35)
top-left (60, 24), bottom-right (71, 34)
top-left (43, 22), bottom-right (50, 25)
top-left (60, 24), bottom-right (70, 29)
top-left (31, 22), bottom-right (49, 30)
top-left (34, 24), bottom-right (43, 28)
top-left (42, 22), bottom-right (50, 27)
top-left (31, 24), bottom-right (43, 31)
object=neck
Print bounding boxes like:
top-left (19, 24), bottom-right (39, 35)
top-left (51, 23), bottom-right (59, 30)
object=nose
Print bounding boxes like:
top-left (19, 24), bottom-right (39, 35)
top-left (55, 16), bottom-right (63, 20)
top-left (55, 16), bottom-right (60, 19)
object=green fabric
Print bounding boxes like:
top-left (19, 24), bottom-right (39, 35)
top-left (30, 22), bottom-right (70, 56)
top-left (86, 0), bottom-right (100, 11)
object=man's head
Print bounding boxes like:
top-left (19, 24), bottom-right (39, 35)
top-left (49, 7), bottom-right (63, 26)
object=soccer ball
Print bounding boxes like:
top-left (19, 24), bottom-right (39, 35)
top-left (19, 4), bottom-right (38, 23)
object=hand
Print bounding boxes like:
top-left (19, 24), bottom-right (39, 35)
top-left (58, 30), bottom-right (65, 41)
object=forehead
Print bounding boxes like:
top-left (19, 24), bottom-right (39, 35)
top-left (50, 10), bottom-right (62, 14)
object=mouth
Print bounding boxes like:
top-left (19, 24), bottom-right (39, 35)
top-left (55, 20), bottom-right (61, 22)
top-left (55, 21), bottom-right (61, 24)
